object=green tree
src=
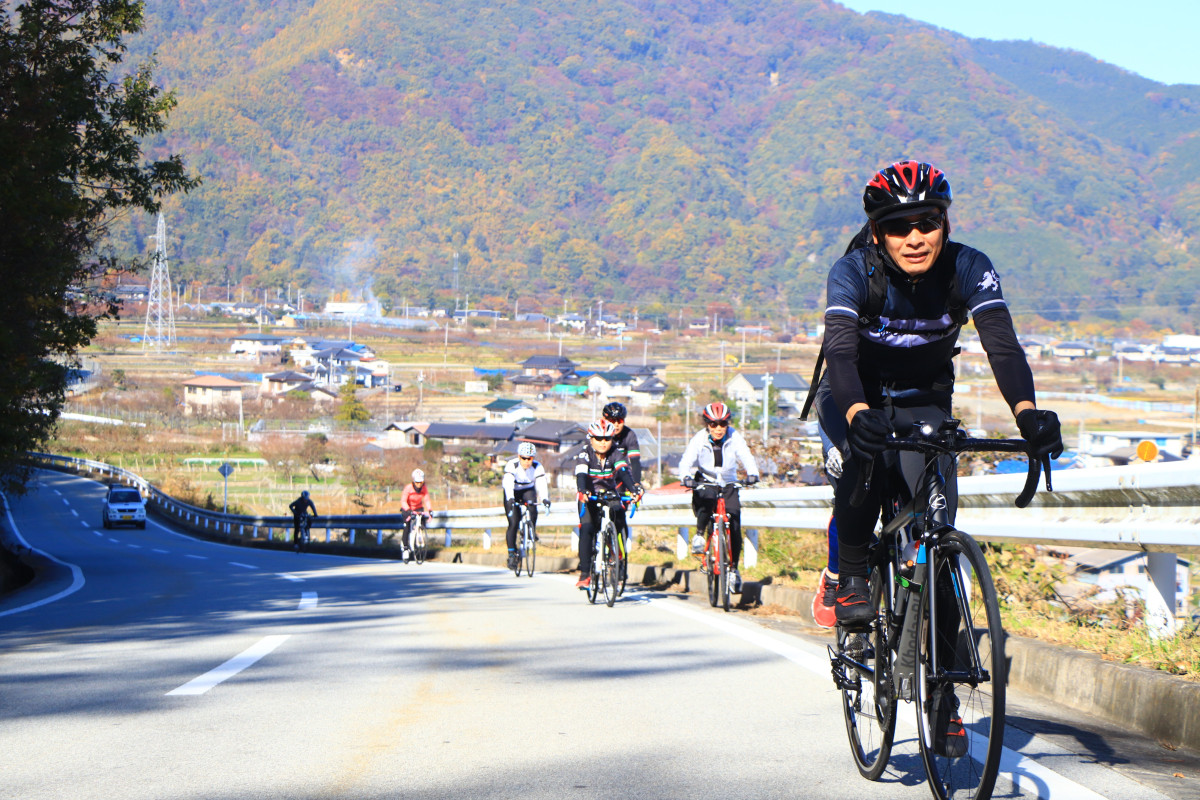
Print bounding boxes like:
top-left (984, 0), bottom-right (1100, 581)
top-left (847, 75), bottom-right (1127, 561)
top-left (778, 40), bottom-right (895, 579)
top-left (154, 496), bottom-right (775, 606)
top-left (0, 1), bottom-right (197, 491)
top-left (334, 382), bottom-right (371, 423)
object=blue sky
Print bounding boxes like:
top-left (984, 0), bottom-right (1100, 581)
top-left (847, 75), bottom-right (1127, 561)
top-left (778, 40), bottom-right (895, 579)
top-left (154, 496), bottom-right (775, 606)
top-left (836, 1), bottom-right (1200, 86)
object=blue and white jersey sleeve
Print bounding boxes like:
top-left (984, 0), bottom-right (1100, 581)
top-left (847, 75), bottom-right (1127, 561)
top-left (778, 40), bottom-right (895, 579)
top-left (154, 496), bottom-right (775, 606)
top-left (957, 248), bottom-right (1007, 319)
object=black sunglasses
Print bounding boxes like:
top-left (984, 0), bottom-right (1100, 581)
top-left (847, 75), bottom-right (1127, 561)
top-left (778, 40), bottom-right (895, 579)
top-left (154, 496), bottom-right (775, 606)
top-left (590, 435), bottom-right (613, 442)
top-left (878, 214), bottom-right (943, 238)
top-left (706, 421), bottom-right (728, 428)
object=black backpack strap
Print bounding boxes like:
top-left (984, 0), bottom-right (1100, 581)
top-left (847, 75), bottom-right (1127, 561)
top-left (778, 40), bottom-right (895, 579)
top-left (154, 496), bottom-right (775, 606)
top-left (799, 344), bottom-right (824, 421)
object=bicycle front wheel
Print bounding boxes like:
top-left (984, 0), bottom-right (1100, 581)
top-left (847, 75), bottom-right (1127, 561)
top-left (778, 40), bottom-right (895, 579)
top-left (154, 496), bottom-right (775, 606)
top-left (587, 532), bottom-right (601, 604)
top-left (413, 522), bottom-right (427, 564)
top-left (602, 524), bottom-right (619, 607)
top-left (514, 520), bottom-right (526, 577)
top-left (704, 526), bottom-right (719, 607)
top-left (526, 523), bottom-right (537, 577)
top-left (839, 566), bottom-right (896, 780)
top-left (716, 521), bottom-right (730, 612)
top-left (916, 530), bottom-right (1005, 800)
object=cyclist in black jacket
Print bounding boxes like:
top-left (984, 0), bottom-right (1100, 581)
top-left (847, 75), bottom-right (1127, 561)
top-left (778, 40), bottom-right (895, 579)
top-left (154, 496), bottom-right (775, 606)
top-left (288, 490), bottom-right (317, 546)
top-left (602, 401), bottom-right (644, 487)
top-left (573, 419), bottom-right (639, 589)
top-left (815, 160), bottom-right (1063, 629)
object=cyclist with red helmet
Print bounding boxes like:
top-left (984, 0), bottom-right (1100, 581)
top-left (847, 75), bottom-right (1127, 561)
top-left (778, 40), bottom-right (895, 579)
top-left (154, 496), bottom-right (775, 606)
top-left (678, 402), bottom-right (760, 592)
top-left (812, 160), bottom-right (1062, 635)
top-left (502, 441), bottom-right (550, 570)
top-left (602, 401), bottom-right (644, 489)
top-left (573, 419), bottom-right (638, 589)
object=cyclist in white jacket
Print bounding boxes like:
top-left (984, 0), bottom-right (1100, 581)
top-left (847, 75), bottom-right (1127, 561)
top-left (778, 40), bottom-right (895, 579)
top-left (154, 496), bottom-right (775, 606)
top-left (678, 402), bottom-right (760, 591)
top-left (502, 441), bottom-right (551, 570)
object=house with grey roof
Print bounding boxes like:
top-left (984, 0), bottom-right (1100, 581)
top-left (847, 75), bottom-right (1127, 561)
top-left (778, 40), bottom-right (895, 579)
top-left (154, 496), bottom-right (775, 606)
top-left (725, 373), bottom-right (811, 417)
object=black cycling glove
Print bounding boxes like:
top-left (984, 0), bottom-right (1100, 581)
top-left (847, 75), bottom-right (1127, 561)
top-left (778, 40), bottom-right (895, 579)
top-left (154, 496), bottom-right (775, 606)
top-left (847, 409), bottom-right (893, 460)
top-left (1016, 408), bottom-right (1063, 460)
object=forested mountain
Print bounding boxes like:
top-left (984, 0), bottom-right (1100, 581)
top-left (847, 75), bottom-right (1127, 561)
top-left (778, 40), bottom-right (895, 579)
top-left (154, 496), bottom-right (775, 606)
top-left (112, 0), bottom-right (1200, 327)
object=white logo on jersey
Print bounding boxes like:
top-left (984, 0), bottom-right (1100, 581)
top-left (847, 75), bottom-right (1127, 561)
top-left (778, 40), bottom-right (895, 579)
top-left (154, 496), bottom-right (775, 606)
top-left (978, 269), bottom-right (1001, 292)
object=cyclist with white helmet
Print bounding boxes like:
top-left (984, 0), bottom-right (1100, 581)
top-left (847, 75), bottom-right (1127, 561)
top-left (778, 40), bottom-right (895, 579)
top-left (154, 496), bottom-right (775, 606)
top-left (573, 419), bottom-right (638, 589)
top-left (678, 402), bottom-right (760, 592)
top-left (288, 489), bottom-right (317, 548)
top-left (400, 468), bottom-right (432, 558)
top-left (502, 441), bottom-right (551, 570)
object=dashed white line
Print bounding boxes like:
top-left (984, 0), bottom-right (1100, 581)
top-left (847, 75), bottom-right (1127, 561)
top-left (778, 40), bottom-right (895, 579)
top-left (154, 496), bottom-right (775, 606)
top-left (69, 509), bottom-right (79, 517)
top-left (166, 635), bottom-right (291, 696)
top-left (298, 592), bottom-right (318, 610)
top-left (61, 498), bottom-right (70, 507)
top-left (108, 538), bottom-right (121, 544)
top-left (229, 562), bottom-right (258, 570)
top-left (277, 573), bottom-right (304, 582)
top-left (153, 548), bottom-right (169, 554)
top-left (127, 544), bottom-right (142, 549)
top-left (186, 554), bottom-right (208, 561)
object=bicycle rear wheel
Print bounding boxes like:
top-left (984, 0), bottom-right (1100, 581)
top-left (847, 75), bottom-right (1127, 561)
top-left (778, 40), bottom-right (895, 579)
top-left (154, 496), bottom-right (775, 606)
top-left (838, 566), bottom-right (896, 780)
top-left (916, 530), bottom-right (1005, 800)
top-left (602, 524), bottom-right (619, 607)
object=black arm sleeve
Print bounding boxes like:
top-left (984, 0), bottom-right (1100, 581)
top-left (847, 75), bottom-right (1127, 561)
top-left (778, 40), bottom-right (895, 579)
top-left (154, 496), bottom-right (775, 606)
top-left (823, 313), bottom-right (869, 415)
top-left (974, 305), bottom-right (1036, 412)
top-left (576, 471), bottom-right (589, 493)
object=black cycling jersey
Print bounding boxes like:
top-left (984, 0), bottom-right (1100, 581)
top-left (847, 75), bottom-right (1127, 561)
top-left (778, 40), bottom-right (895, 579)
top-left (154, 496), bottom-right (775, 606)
top-left (574, 444), bottom-right (636, 496)
top-left (611, 425), bottom-right (642, 483)
top-left (823, 241), bottom-right (1035, 414)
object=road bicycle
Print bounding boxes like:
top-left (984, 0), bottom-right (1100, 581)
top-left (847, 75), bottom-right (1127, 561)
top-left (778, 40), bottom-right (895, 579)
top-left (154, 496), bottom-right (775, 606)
top-left (691, 477), bottom-right (743, 612)
top-left (293, 512), bottom-right (312, 553)
top-left (406, 513), bottom-right (428, 564)
top-left (584, 491), bottom-right (633, 607)
top-left (829, 418), bottom-right (1051, 800)
top-left (514, 501), bottom-right (538, 577)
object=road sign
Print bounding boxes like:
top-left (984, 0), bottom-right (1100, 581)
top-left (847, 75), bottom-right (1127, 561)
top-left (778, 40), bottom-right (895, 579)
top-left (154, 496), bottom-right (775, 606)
top-left (1136, 440), bottom-right (1159, 462)
top-left (218, 462), bottom-right (235, 478)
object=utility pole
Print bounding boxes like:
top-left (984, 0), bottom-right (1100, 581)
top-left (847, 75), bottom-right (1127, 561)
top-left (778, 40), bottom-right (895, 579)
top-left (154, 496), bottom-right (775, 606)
top-left (761, 373), bottom-right (772, 446)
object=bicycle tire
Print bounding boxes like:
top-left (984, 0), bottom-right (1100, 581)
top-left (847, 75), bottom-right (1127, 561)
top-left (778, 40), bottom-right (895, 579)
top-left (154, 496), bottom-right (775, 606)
top-left (705, 525), bottom-right (719, 607)
top-left (617, 532), bottom-right (628, 596)
top-left (587, 530), bottom-right (602, 604)
top-left (719, 521), bottom-right (732, 612)
top-left (514, 517), bottom-right (526, 577)
top-left (413, 520), bottom-right (427, 564)
top-left (839, 565), bottom-right (897, 780)
top-left (603, 524), bottom-right (619, 607)
top-left (916, 530), bottom-right (1005, 800)
top-left (526, 523), bottom-right (536, 577)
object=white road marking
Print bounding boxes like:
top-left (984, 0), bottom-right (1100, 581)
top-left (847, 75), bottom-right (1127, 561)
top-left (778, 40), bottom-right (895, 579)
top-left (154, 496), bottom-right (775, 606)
top-left (166, 635), bottom-right (291, 696)
top-left (61, 498), bottom-right (70, 507)
top-left (0, 496), bottom-right (86, 618)
top-left (108, 538), bottom-right (121, 544)
top-left (229, 562), bottom-right (258, 570)
top-left (298, 592), bottom-right (318, 610)
top-left (70, 509), bottom-right (78, 517)
top-left (277, 573), bottom-right (304, 582)
top-left (186, 554), bottom-right (208, 560)
top-left (153, 549), bottom-right (169, 554)
top-left (127, 544), bottom-right (142, 549)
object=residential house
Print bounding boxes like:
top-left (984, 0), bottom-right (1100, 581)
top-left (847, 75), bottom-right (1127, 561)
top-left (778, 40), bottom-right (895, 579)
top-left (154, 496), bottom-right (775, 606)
top-left (1054, 547), bottom-right (1191, 616)
top-left (229, 333), bottom-right (285, 358)
top-left (725, 373), bottom-right (811, 417)
top-left (629, 376), bottom-right (668, 407)
top-left (608, 360), bottom-right (667, 379)
top-left (1080, 430), bottom-right (1188, 461)
top-left (182, 375), bottom-right (245, 415)
top-left (483, 398), bottom-right (537, 424)
top-left (1051, 341), bottom-right (1095, 361)
top-left (586, 371), bottom-right (635, 403)
top-left (260, 370), bottom-right (313, 395)
top-left (510, 354), bottom-right (580, 395)
top-left (375, 422), bottom-right (427, 449)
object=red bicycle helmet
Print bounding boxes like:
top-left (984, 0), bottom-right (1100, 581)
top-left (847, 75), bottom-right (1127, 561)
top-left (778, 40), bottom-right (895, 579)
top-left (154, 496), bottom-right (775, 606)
top-left (863, 160), bottom-right (952, 221)
top-left (701, 402), bottom-right (732, 424)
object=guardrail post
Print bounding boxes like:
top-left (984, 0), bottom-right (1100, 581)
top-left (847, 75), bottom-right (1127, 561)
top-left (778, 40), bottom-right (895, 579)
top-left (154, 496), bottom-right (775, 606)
top-left (482, 529), bottom-right (492, 550)
top-left (1146, 551), bottom-right (1180, 639)
top-left (377, 529), bottom-right (383, 545)
top-left (744, 528), bottom-right (759, 568)
top-left (572, 526), bottom-right (579, 553)
top-left (676, 526), bottom-right (689, 560)
top-left (445, 529), bottom-right (452, 549)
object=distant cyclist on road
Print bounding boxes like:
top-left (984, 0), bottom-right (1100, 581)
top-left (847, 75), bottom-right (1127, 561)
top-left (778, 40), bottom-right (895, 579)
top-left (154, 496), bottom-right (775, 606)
top-left (678, 402), bottom-right (760, 593)
top-left (400, 469), bottom-right (432, 558)
top-left (503, 442), bottom-right (551, 570)
top-left (574, 419), bottom-right (639, 590)
top-left (602, 401), bottom-right (643, 486)
top-left (288, 490), bottom-right (317, 548)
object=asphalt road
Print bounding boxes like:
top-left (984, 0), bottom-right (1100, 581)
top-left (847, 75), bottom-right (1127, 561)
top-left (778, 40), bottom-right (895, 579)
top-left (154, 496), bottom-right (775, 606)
top-left (0, 470), bottom-right (1191, 800)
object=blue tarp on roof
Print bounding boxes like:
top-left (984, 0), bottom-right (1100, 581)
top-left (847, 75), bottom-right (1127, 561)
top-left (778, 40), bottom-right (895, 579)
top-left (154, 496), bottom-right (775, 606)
top-left (473, 367), bottom-right (508, 376)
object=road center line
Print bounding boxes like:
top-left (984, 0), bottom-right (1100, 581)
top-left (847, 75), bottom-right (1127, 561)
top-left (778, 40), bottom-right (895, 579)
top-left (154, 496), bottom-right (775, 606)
top-left (229, 562), bottom-right (258, 570)
top-left (166, 635), bottom-right (291, 696)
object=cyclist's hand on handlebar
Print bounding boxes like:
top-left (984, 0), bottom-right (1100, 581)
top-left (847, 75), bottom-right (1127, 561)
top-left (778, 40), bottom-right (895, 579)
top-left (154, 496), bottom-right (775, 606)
top-left (745, 474), bottom-right (759, 485)
top-left (576, 491), bottom-right (587, 505)
top-left (848, 408), bottom-right (893, 460)
top-left (682, 476), bottom-right (695, 488)
top-left (1017, 408), bottom-right (1064, 460)
top-left (542, 499), bottom-right (551, 511)
top-left (633, 483), bottom-right (645, 501)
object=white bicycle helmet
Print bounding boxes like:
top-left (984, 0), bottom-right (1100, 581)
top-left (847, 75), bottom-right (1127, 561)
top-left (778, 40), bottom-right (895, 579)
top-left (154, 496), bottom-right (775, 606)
top-left (412, 469), bottom-right (425, 482)
top-left (517, 442), bottom-right (536, 458)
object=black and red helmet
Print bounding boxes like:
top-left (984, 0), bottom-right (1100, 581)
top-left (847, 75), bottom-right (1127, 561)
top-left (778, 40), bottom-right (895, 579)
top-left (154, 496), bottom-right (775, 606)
top-left (701, 402), bottom-right (732, 424)
top-left (863, 160), bottom-right (952, 221)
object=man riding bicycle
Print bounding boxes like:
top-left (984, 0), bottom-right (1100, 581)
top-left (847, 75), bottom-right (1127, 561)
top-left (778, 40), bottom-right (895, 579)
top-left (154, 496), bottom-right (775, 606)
top-left (288, 490), bottom-right (317, 548)
top-left (400, 469), bottom-right (432, 559)
top-left (503, 441), bottom-right (551, 570)
top-left (573, 419), bottom-right (640, 590)
top-left (678, 402), bottom-right (760, 593)
top-left (811, 159), bottom-right (1062, 630)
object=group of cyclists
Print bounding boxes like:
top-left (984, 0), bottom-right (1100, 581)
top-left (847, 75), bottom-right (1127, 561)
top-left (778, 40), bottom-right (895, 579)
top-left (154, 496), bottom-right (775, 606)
top-left (288, 158), bottom-right (1065, 639)
top-left (288, 468), bottom-right (432, 560)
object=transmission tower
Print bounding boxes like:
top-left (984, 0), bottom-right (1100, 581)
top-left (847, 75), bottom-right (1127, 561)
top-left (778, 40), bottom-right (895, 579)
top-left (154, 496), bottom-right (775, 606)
top-left (142, 212), bottom-right (176, 352)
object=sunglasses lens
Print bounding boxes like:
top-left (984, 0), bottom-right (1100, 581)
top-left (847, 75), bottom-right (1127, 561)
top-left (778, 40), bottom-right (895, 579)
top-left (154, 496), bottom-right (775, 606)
top-left (881, 215), bottom-right (942, 237)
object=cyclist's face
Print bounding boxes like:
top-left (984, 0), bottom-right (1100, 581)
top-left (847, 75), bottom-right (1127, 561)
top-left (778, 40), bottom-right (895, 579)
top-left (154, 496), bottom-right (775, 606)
top-left (706, 421), bottom-right (728, 439)
top-left (604, 415), bottom-right (624, 432)
top-left (519, 455), bottom-right (534, 465)
top-left (591, 435), bottom-right (613, 453)
top-left (874, 212), bottom-right (945, 278)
